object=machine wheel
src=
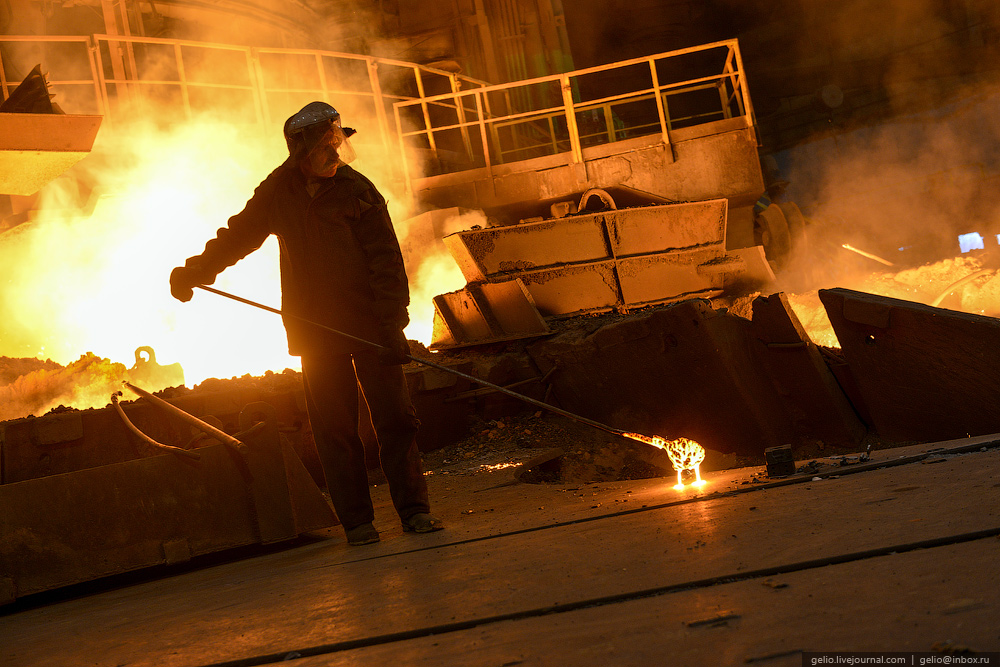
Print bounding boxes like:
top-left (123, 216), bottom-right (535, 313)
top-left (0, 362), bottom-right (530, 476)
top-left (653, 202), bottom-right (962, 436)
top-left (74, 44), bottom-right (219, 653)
top-left (755, 203), bottom-right (792, 269)
top-left (778, 201), bottom-right (808, 256)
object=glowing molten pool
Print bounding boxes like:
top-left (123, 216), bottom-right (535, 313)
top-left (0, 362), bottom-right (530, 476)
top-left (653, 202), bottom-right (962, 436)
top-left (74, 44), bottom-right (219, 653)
top-left (623, 432), bottom-right (706, 490)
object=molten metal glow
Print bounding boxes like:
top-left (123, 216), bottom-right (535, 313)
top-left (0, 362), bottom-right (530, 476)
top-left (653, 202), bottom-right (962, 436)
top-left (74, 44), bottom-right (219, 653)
top-left (623, 432), bottom-right (706, 491)
top-left (841, 243), bottom-right (894, 266)
top-left (0, 113), bottom-right (464, 419)
top-left (788, 254), bottom-right (1000, 349)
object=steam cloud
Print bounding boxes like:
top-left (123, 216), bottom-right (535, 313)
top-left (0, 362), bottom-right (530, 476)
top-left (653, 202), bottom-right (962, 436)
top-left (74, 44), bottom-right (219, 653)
top-left (0, 32), bottom-right (471, 421)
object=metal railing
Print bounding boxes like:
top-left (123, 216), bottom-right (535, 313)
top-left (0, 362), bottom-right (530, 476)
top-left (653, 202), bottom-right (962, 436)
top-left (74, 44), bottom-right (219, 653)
top-left (392, 39), bottom-right (755, 189)
top-left (0, 33), bottom-right (489, 169)
top-left (0, 35), bottom-right (754, 193)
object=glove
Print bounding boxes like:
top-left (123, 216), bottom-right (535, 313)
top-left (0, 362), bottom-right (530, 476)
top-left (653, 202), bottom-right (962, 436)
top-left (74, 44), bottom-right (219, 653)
top-left (377, 326), bottom-right (411, 366)
top-left (169, 262), bottom-right (215, 303)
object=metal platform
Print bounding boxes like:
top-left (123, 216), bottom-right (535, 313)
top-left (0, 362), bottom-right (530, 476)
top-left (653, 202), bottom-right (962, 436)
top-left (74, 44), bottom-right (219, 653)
top-left (1, 436), bottom-right (997, 665)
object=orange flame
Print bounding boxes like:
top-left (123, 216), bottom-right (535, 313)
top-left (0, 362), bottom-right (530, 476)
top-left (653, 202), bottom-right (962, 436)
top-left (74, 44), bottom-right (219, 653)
top-left (0, 110), bottom-right (466, 418)
top-left (623, 432), bottom-right (707, 490)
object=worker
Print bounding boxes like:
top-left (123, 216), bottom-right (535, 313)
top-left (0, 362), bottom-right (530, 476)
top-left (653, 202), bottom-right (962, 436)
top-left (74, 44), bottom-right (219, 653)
top-left (169, 101), bottom-right (443, 546)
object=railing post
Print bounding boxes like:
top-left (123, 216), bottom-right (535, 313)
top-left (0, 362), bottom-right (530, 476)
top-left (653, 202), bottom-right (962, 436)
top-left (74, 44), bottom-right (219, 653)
top-left (394, 103), bottom-right (413, 195)
top-left (316, 52), bottom-right (329, 102)
top-left (451, 73), bottom-right (475, 165)
top-left (560, 73), bottom-right (582, 164)
top-left (720, 44), bottom-right (739, 118)
top-left (174, 42), bottom-right (192, 121)
top-left (93, 37), bottom-right (117, 125)
top-left (475, 91), bottom-right (493, 178)
top-left (86, 37), bottom-right (108, 119)
top-left (367, 59), bottom-right (394, 161)
top-left (649, 58), bottom-right (672, 147)
top-left (732, 41), bottom-right (754, 126)
top-left (245, 47), bottom-right (266, 128)
top-left (0, 46), bottom-right (8, 101)
top-left (249, 47), bottom-right (271, 128)
top-left (414, 67), bottom-right (437, 153)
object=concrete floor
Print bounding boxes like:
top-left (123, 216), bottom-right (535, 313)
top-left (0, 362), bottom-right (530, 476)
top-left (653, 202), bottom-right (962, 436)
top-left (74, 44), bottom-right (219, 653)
top-left (2, 436), bottom-right (998, 667)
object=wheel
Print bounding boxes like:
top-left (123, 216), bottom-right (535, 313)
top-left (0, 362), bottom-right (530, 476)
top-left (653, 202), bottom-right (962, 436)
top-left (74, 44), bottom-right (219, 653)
top-left (755, 203), bottom-right (792, 269)
top-left (778, 201), bottom-right (808, 255)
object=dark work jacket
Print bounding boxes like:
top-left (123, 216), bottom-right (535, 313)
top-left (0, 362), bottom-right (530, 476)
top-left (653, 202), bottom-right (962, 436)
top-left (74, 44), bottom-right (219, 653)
top-left (185, 159), bottom-right (410, 356)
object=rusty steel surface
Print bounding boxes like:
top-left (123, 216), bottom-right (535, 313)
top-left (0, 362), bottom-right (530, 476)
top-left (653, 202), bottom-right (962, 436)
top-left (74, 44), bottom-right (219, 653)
top-left (0, 383), bottom-right (309, 484)
top-left (413, 122), bottom-right (765, 234)
top-left (431, 278), bottom-right (550, 348)
top-left (820, 287), bottom-right (1000, 443)
top-left (526, 297), bottom-right (865, 455)
top-left (0, 402), bottom-right (336, 604)
top-left (442, 199), bottom-right (769, 317)
top-left (0, 113), bottom-right (102, 195)
top-left (1, 441), bottom-right (997, 666)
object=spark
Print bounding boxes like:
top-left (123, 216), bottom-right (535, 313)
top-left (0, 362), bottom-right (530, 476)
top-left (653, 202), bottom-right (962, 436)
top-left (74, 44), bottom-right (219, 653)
top-left (623, 432), bottom-right (707, 491)
top-left (841, 243), bottom-right (894, 267)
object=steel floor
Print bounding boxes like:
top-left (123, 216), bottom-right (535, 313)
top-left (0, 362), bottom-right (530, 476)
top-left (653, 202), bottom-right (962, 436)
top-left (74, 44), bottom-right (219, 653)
top-left (2, 437), bottom-right (998, 667)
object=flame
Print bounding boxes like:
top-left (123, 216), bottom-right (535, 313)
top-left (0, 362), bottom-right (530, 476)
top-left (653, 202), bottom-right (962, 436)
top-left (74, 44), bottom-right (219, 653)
top-left (623, 432), bottom-right (707, 490)
top-left (0, 118), bottom-right (295, 389)
top-left (403, 251), bottom-right (467, 344)
top-left (398, 209), bottom-right (486, 344)
top-left (0, 109), bottom-right (462, 417)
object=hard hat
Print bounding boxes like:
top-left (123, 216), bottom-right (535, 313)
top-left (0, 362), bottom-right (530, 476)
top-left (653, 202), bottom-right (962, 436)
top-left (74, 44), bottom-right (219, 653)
top-left (283, 101), bottom-right (356, 155)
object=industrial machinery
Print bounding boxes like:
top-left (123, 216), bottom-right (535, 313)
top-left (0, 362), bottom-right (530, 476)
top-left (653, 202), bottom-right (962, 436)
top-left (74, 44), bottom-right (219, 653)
top-left (387, 40), bottom-right (805, 346)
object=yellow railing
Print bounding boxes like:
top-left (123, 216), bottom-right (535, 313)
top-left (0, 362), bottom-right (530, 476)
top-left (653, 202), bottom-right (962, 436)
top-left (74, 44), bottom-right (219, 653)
top-left (0, 33), bottom-right (489, 162)
top-left (393, 39), bottom-right (755, 188)
top-left (0, 35), bottom-right (754, 193)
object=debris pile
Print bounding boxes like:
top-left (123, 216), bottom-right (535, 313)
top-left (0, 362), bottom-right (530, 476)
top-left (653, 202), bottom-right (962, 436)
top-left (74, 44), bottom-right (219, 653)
top-left (422, 411), bottom-right (770, 484)
top-left (5, 283), bottom-right (1000, 487)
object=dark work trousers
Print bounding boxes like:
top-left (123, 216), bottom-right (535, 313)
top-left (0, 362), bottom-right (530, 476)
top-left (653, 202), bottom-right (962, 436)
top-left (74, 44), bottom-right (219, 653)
top-left (300, 348), bottom-right (430, 530)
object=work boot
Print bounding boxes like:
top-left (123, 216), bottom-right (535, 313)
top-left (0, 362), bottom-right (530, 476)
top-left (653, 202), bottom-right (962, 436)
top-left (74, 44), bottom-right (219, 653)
top-left (345, 522), bottom-right (380, 546)
top-left (402, 513), bottom-right (444, 533)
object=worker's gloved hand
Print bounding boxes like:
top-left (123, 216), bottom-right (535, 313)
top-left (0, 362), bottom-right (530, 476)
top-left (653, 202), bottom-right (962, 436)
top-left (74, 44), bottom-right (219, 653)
top-left (169, 262), bottom-right (215, 303)
top-left (377, 326), bottom-right (410, 366)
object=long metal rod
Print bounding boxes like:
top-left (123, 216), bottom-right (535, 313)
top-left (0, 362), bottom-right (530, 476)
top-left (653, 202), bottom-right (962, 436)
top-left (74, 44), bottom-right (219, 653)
top-left (110, 392), bottom-right (202, 460)
top-left (194, 285), bottom-right (626, 437)
top-left (123, 379), bottom-right (250, 456)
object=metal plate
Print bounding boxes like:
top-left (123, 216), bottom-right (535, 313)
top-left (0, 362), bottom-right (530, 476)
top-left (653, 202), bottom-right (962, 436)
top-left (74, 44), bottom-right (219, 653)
top-left (0, 113), bottom-right (103, 195)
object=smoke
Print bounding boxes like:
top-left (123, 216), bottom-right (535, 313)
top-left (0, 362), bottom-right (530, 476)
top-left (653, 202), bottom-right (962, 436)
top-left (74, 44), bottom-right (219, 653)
top-left (772, 84), bottom-right (1000, 346)
top-left (758, 0), bottom-right (1000, 284)
top-left (776, 81), bottom-right (1000, 287)
top-left (0, 352), bottom-right (128, 422)
top-left (0, 116), bottom-right (291, 380)
top-left (0, 26), bottom-right (479, 421)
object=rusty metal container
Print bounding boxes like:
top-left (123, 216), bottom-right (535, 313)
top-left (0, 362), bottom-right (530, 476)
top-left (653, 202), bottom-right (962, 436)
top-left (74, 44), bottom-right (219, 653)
top-left (0, 112), bottom-right (102, 195)
top-left (0, 402), bottom-right (336, 604)
top-left (431, 278), bottom-right (550, 348)
top-left (443, 199), bottom-right (772, 318)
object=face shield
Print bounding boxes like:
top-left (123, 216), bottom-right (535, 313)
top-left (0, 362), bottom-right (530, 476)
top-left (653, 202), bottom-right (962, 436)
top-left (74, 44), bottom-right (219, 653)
top-left (299, 121), bottom-right (357, 177)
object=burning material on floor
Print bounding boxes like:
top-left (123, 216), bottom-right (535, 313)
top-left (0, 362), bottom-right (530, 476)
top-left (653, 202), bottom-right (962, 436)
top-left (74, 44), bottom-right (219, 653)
top-left (621, 433), bottom-right (707, 490)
